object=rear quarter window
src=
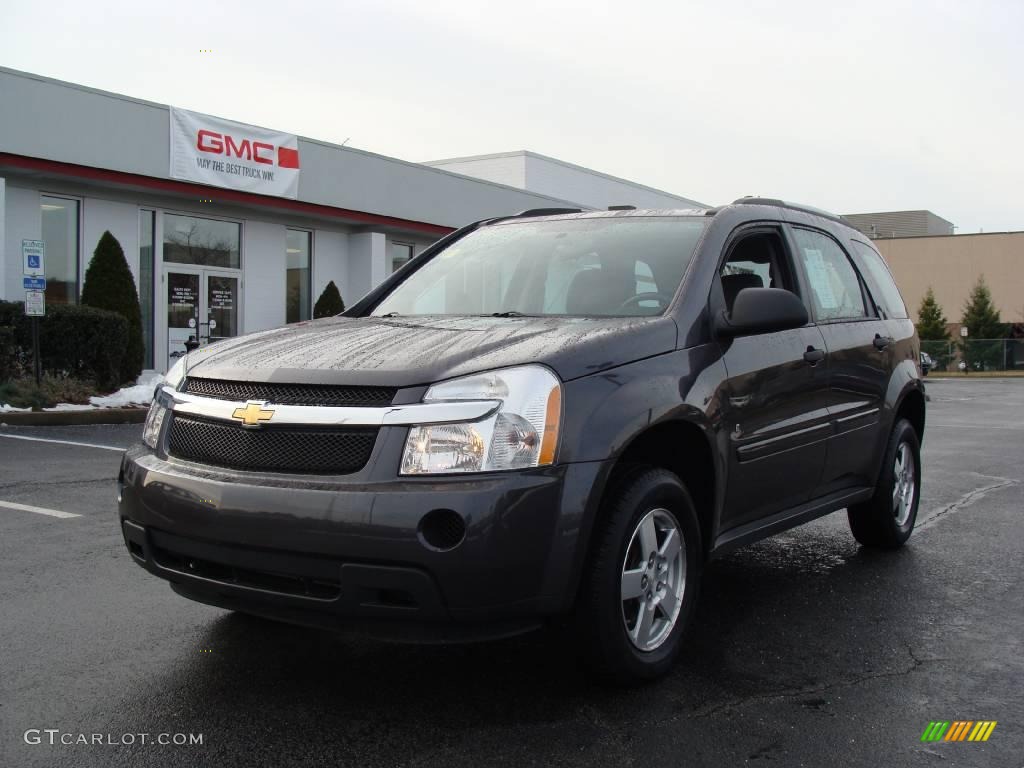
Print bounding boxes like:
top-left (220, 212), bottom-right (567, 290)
top-left (849, 241), bottom-right (909, 319)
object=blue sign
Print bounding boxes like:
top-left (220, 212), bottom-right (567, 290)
top-left (23, 277), bottom-right (47, 291)
top-left (27, 255), bottom-right (41, 269)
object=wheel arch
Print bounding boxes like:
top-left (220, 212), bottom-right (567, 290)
top-left (894, 383), bottom-right (927, 444)
top-left (557, 415), bottom-right (721, 616)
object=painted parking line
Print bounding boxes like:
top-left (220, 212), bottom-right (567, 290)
top-left (0, 500), bottom-right (81, 519)
top-left (0, 433), bottom-right (126, 452)
top-left (928, 424), bottom-right (1024, 430)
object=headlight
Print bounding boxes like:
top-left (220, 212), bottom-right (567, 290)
top-left (400, 365), bottom-right (561, 475)
top-left (142, 358), bottom-right (186, 448)
top-left (142, 400), bottom-right (167, 449)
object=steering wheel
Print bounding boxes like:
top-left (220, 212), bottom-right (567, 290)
top-left (616, 292), bottom-right (672, 312)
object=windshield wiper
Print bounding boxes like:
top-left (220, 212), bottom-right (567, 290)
top-left (490, 311), bottom-right (527, 318)
top-left (379, 311), bottom-right (402, 317)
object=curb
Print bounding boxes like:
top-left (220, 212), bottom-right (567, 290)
top-left (0, 407), bottom-right (147, 426)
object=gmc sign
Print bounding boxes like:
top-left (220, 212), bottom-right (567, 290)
top-left (196, 129), bottom-right (300, 169)
top-left (170, 106), bottom-right (302, 198)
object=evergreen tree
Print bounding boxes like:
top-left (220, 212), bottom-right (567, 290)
top-left (80, 231), bottom-right (144, 384)
top-left (960, 275), bottom-right (1006, 370)
top-left (313, 280), bottom-right (346, 318)
top-left (916, 288), bottom-right (950, 341)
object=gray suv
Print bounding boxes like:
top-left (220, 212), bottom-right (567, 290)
top-left (120, 198), bottom-right (925, 684)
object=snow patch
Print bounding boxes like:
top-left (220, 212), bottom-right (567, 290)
top-left (89, 372), bottom-right (163, 408)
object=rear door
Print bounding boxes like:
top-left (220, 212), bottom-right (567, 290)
top-left (787, 226), bottom-right (890, 494)
top-left (714, 224), bottom-right (831, 532)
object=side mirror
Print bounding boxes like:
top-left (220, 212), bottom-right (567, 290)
top-left (717, 287), bottom-right (808, 337)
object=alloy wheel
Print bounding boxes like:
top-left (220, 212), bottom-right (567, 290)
top-left (620, 508), bottom-right (686, 652)
top-left (892, 441), bottom-right (916, 526)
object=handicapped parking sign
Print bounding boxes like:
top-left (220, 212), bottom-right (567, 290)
top-left (22, 240), bottom-right (45, 276)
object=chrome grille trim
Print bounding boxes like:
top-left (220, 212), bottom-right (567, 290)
top-left (161, 386), bottom-right (499, 427)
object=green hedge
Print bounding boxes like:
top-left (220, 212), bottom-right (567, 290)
top-left (0, 300), bottom-right (128, 390)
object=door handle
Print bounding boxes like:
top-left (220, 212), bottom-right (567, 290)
top-left (803, 346), bottom-right (825, 364)
top-left (873, 334), bottom-right (892, 350)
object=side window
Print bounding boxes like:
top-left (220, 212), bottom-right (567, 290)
top-left (791, 228), bottom-right (867, 321)
top-left (850, 241), bottom-right (908, 319)
top-left (718, 230), bottom-right (794, 314)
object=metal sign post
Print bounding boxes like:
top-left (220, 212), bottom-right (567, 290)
top-left (24, 286), bottom-right (46, 386)
top-left (22, 242), bottom-right (48, 385)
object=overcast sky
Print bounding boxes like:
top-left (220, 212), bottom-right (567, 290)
top-left (4, 0), bottom-right (1022, 232)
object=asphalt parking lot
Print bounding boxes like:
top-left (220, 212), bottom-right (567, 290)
top-left (0, 378), bottom-right (1021, 767)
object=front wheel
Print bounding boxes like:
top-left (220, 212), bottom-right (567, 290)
top-left (848, 418), bottom-right (921, 549)
top-left (577, 467), bottom-right (702, 685)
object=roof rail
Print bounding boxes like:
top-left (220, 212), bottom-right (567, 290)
top-left (515, 207), bottom-right (583, 218)
top-left (731, 197), bottom-right (843, 223)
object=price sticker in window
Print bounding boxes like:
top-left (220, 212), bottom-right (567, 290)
top-left (802, 249), bottom-right (838, 310)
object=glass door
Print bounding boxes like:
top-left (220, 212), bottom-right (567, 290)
top-left (166, 269), bottom-right (201, 369)
top-left (165, 269), bottom-right (240, 369)
top-left (204, 273), bottom-right (239, 344)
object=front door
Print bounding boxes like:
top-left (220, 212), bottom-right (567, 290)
top-left (714, 226), bottom-right (831, 533)
top-left (166, 269), bottom-right (240, 369)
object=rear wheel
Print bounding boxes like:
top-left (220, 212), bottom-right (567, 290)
top-left (577, 467), bottom-right (701, 685)
top-left (848, 418), bottom-right (921, 548)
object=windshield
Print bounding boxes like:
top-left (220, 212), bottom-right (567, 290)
top-left (372, 216), bottom-right (707, 318)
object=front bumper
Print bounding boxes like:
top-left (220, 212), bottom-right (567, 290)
top-left (118, 441), bottom-right (607, 640)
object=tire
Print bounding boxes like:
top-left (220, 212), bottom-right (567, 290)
top-left (577, 467), bottom-right (702, 685)
top-left (848, 418), bottom-right (921, 549)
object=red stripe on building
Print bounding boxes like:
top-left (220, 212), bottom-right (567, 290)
top-left (0, 153), bottom-right (452, 236)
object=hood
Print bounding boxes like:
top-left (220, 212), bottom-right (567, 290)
top-left (183, 315), bottom-right (678, 387)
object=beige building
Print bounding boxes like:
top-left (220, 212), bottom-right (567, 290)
top-left (844, 210), bottom-right (955, 239)
top-left (874, 231), bottom-right (1024, 328)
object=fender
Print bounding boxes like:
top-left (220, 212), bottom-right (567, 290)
top-left (539, 343), bottom-right (725, 613)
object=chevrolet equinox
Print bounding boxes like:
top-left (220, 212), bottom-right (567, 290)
top-left (120, 198), bottom-right (926, 684)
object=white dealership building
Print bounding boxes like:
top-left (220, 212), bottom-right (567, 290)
top-left (0, 67), bottom-right (704, 372)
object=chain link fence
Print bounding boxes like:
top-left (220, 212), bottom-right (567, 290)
top-left (921, 339), bottom-right (1024, 372)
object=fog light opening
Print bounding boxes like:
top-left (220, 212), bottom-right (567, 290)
top-left (418, 509), bottom-right (467, 551)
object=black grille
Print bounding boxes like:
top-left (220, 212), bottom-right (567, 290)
top-left (150, 541), bottom-right (340, 600)
top-left (169, 416), bottom-right (377, 474)
top-left (183, 377), bottom-right (396, 407)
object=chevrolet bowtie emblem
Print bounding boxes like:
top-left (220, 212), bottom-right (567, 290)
top-left (232, 401), bottom-right (275, 427)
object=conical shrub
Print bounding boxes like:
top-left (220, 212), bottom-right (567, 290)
top-left (81, 231), bottom-right (144, 383)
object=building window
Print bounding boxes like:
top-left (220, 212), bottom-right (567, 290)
top-left (163, 213), bottom-right (240, 268)
top-left (40, 195), bottom-right (80, 305)
top-left (390, 241), bottom-right (414, 273)
top-left (286, 229), bottom-right (312, 323)
top-left (139, 210), bottom-right (156, 368)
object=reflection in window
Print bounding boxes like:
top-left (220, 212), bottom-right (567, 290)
top-left (139, 210), bottom-right (155, 368)
top-left (163, 214), bottom-right (240, 268)
top-left (389, 242), bottom-right (414, 273)
top-left (286, 229), bottom-right (312, 323)
top-left (41, 196), bottom-right (80, 305)
top-left (207, 275), bottom-right (238, 341)
top-left (850, 242), bottom-right (908, 319)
